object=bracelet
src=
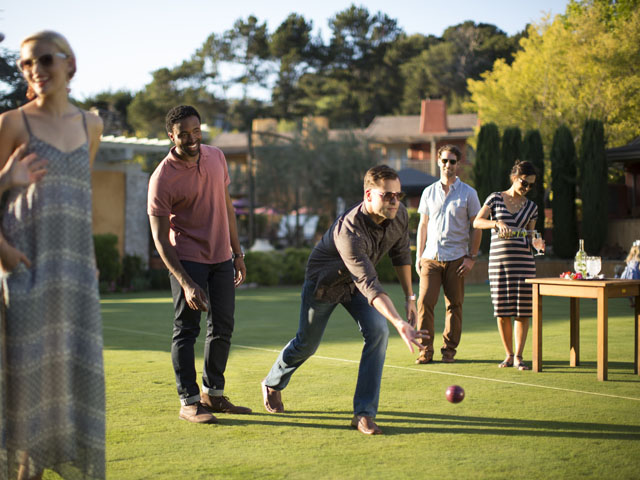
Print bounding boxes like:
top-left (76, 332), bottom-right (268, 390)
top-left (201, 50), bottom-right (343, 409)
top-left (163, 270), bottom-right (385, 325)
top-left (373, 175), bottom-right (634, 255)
top-left (406, 294), bottom-right (416, 301)
top-left (232, 252), bottom-right (245, 260)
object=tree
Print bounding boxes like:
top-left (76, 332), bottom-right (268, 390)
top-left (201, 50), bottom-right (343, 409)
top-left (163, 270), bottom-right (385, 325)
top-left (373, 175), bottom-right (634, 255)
top-left (269, 13), bottom-right (314, 119)
top-left (0, 48), bottom-right (27, 112)
top-left (473, 122), bottom-right (501, 254)
top-left (551, 125), bottom-right (578, 258)
top-left (77, 90), bottom-right (134, 135)
top-left (521, 129), bottom-right (546, 234)
top-left (400, 22), bottom-right (519, 113)
top-left (468, 1), bottom-right (640, 151)
top-left (128, 56), bottom-right (224, 137)
top-left (219, 15), bottom-right (271, 101)
top-left (579, 119), bottom-right (608, 254)
top-left (254, 126), bottom-right (373, 243)
top-left (297, 5), bottom-right (403, 127)
top-left (500, 127), bottom-right (522, 191)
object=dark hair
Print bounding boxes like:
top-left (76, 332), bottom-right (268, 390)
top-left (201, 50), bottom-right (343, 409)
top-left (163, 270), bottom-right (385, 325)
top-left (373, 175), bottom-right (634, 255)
top-left (510, 160), bottom-right (537, 178)
top-left (437, 144), bottom-right (461, 161)
top-left (165, 105), bottom-right (201, 133)
top-left (364, 164), bottom-right (399, 191)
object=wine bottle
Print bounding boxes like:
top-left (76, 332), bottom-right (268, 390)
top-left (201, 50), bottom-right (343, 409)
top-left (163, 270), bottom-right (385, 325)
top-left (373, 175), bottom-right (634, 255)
top-left (574, 239), bottom-right (587, 276)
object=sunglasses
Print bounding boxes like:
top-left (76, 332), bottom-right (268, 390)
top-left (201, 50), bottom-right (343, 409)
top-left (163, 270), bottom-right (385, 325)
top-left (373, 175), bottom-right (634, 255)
top-left (17, 52), bottom-right (68, 71)
top-left (519, 178), bottom-right (535, 189)
top-left (373, 190), bottom-right (406, 202)
top-left (440, 157), bottom-right (457, 165)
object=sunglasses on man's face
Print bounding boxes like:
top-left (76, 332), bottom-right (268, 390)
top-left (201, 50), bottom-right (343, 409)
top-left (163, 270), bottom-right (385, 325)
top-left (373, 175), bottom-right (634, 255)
top-left (440, 157), bottom-right (457, 165)
top-left (17, 52), bottom-right (68, 71)
top-left (373, 190), bottom-right (406, 202)
top-left (519, 178), bottom-right (535, 189)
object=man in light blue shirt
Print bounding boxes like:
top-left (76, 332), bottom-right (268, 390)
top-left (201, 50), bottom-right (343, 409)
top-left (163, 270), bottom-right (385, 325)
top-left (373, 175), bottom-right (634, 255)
top-left (414, 145), bottom-right (481, 364)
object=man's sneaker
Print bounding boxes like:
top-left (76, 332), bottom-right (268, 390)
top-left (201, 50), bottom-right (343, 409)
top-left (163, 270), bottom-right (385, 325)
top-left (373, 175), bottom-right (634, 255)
top-left (179, 402), bottom-right (218, 424)
top-left (201, 392), bottom-right (252, 414)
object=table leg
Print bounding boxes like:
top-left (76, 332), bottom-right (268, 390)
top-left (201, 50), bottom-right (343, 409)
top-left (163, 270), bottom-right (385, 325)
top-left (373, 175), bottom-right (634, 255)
top-left (570, 297), bottom-right (580, 367)
top-left (597, 288), bottom-right (608, 381)
top-left (635, 294), bottom-right (639, 376)
top-left (532, 284), bottom-right (542, 372)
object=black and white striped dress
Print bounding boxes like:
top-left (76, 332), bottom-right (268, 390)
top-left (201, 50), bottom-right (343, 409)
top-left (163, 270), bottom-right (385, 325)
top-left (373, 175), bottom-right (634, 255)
top-left (485, 192), bottom-right (538, 318)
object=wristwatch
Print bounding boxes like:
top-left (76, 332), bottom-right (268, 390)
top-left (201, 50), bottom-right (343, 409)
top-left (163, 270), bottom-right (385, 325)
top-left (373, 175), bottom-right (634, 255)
top-left (406, 294), bottom-right (417, 301)
top-left (233, 251), bottom-right (245, 260)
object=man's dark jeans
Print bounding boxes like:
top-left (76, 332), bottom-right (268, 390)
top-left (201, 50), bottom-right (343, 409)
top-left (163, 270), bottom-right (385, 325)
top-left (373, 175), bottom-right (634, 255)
top-left (169, 259), bottom-right (235, 405)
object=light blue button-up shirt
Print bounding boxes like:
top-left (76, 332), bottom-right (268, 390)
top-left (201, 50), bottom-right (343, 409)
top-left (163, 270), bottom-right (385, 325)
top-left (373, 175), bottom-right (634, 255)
top-left (418, 178), bottom-right (481, 261)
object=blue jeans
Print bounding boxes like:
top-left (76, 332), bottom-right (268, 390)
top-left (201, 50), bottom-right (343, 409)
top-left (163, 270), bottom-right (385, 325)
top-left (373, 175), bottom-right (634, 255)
top-left (169, 260), bottom-right (235, 405)
top-left (264, 280), bottom-right (389, 417)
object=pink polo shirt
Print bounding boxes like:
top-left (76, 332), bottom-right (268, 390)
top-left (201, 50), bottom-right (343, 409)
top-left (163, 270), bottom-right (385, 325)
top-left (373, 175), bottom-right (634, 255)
top-left (148, 144), bottom-right (232, 264)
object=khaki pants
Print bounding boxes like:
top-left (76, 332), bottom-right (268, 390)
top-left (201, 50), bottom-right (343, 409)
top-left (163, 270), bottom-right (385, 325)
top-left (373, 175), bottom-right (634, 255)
top-left (416, 257), bottom-right (465, 357)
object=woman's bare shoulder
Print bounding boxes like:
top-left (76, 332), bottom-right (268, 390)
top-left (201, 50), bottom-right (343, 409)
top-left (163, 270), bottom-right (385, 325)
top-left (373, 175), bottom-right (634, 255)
top-left (83, 108), bottom-right (103, 135)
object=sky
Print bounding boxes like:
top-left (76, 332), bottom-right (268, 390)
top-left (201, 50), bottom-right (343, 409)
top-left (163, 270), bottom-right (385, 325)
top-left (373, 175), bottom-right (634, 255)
top-left (1, 0), bottom-right (570, 101)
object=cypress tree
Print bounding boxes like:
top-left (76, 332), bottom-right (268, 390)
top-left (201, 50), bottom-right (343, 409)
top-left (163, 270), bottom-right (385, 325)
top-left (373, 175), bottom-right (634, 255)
top-left (474, 123), bottom-right (500, 255)
top-left (500, 127), bottom-right (522, 191)
top-left (551, 125), bottom-right (578, 259)
top-left (522, 129), bottom-right (545, 234)
top-left (580, 119), bottom-right (608, 254)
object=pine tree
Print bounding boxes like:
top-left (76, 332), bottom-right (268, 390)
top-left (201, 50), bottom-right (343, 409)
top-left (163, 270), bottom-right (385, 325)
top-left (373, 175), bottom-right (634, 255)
top-left (473, 122), bottom-right (500, 255)
top-left (551, 125), bottom-right (578, 258)
top-left (500, 127), bottom-right (522, 191)
top-left (579, 119), bottom-right (608, 254)
top-left (522, 129), bottom-right (545, 234)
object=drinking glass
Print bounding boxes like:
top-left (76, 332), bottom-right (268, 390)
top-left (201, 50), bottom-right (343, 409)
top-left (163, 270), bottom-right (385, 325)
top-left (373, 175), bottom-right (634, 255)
top-left (532, 231), bottom-right (545, 256)
top-left (586, 256), bottom-right (602, 279)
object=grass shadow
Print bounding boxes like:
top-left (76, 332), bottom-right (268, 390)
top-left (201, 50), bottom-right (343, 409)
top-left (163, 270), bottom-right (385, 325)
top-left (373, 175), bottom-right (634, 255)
top-left (212, 409), bottom-right (640, 440)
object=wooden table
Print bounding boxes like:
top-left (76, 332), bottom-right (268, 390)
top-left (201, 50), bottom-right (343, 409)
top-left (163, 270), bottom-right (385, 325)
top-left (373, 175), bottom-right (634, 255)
top-left (525, 278), bottom-right (640, 381)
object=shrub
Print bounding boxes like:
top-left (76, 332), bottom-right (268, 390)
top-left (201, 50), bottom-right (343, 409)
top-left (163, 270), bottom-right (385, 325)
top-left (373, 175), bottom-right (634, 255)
top-left (474, 123), bottom-right (501, 255)
top-left (93, 234), bottom-right (121, 284)
top-left (281, 248), bottom-right (312, 285)
top-left (120, 254), bottom-right (148, 291)
top-left (580, 119), bottom-right (607, 254)
top-left (245, 251), bottom-right (281, 286)
top-left (500, 127), bottom-right (522, 191)
top-left (522, 129), bottom-right (545, 234)
top-left (551, 125), bottom-right (578, 258)
top-left (149, 268), bottom-right (171, 290)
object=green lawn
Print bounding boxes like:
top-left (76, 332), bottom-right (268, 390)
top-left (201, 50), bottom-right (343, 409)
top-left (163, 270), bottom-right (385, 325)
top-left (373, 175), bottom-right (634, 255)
top-left (98, 284), bottom-right (640, 479)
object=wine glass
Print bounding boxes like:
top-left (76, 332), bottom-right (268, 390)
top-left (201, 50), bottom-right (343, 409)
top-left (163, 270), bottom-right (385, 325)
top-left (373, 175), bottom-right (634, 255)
top-left (586, 256), bottom-right (602, 279)
top-left (532, 231), bottom-right (545, 256)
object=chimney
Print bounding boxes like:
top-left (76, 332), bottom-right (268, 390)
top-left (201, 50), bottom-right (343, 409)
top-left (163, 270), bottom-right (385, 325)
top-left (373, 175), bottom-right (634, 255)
top-left (419, 99), bottom-right (448, 135)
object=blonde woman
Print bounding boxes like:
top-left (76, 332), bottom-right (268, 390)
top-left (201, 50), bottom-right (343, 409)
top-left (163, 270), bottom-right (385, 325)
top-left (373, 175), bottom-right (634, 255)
top-left (0, 31), bottom-right (104, 480)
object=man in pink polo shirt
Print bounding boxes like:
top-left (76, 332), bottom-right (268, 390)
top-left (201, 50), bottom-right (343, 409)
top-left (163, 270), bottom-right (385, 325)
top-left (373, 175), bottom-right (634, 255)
top-left (148, 105), bottom-right (250, 424)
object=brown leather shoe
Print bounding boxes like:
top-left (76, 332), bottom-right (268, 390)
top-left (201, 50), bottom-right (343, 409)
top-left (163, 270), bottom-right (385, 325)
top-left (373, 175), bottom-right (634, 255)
top-left (179, 402), bottom-right (218, 424)
top-left (201, 392), bottom-right (252, 414)
top-left (261, 381), bottom-right (284, 413)
top-left (351, 415), bottom-right (382, 435)
top-left (415, 351), bottom-right (433, 364)
top-left (441, 354), bottom-right (456, 363)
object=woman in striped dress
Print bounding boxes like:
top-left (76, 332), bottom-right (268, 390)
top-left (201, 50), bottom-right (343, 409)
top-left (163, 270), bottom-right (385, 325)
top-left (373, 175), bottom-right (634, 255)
top-left (473, 161), bottom-right (541, 371)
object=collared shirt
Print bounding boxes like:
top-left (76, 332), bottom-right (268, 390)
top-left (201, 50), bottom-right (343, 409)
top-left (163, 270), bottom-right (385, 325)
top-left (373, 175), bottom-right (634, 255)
top-left (305, 202), bottom-right (412, 305)
top-left (418, 177), bottom-right (481, 262)
top-left (147, 144), bottom-right (231, 264)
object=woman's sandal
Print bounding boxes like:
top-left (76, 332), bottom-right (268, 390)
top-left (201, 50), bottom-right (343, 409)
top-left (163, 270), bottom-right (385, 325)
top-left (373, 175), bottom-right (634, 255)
top-left (499, 354), bottom-right (514, 368)
top-left (515, 355), bottom-right (530, 371)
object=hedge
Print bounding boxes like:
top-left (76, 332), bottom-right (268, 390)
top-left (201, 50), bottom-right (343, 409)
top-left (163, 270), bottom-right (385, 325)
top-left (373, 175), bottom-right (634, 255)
top-left (244, 248), bottom-right (419, 287)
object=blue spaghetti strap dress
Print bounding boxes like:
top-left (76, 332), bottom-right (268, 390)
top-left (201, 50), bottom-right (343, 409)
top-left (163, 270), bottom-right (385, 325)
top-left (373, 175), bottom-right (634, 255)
top-left (0, 109), bottom-right (105, 479)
